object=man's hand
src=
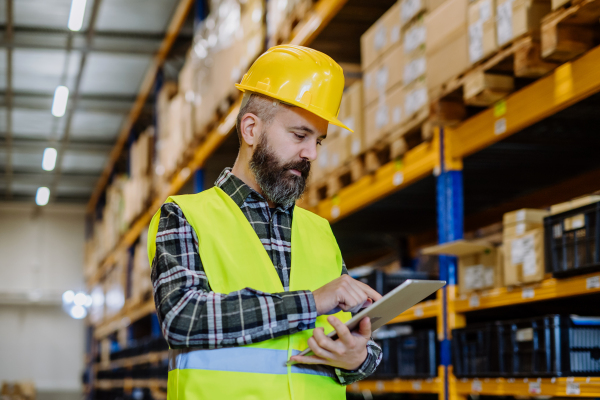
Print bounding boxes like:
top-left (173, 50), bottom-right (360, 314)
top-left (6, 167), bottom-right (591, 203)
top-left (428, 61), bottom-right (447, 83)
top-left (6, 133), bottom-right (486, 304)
top-left (312, 274), bottom-right (382, 316)
top-left (289, 316), bottom-right (372, 371)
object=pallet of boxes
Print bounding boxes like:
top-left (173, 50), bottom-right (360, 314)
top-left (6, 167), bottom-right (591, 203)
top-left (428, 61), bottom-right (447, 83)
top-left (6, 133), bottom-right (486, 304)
top-left (502, 208), bottom-right (548, 286)
top-left (422, 238), bottom-right (503, 296)
top-left (306, 81), bottom-right (365, 206)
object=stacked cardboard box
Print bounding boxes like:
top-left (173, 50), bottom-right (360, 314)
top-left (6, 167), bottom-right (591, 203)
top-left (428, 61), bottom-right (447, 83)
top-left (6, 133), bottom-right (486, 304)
top-left (468, 0), bottom-right (498, 64)
top-left (425, 0), bottom-right (470, 99)
top-left (130, 229), bottom-right (153, 305)
top-left (123, 128), bottom-right (153, 226)
top-left (361, 2), bottom-right (404, 150)
top-left (502, 208), bottom-right (549, 285)
top-left (267, 0), bottom-right (312, 44)
top-left (191, 0), bottom-right (266, 136)
top-left (423, 240), bottom-right (502, 294)
top-left (309, 81), bottom-right (364, 186)
top-left (104, 251), bottom-right (128, 318)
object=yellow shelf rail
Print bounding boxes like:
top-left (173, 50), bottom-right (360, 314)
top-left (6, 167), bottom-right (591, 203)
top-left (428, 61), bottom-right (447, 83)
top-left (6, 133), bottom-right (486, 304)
top-left (453, 272), bottom-right (600, 313)
top-left (448, 45), bottom-right (600, 161)
top-left (313, 133), bottom-right (439, 222)
top-left (453, 376), bottom-right (600, 397)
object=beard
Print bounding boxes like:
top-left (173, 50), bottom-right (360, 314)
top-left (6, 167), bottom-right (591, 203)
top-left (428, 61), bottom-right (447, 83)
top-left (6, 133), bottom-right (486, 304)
top-left (249, 132), bottom-right (311, 208)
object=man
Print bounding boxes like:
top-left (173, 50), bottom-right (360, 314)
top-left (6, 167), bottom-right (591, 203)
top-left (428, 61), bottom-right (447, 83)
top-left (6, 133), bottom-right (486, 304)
top-left (148, 45), bottom-right (382, 400)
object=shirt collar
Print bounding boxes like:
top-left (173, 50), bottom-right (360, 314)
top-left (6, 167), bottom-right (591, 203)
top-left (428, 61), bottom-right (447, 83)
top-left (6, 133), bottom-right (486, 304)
top-left (214, 168), bottom-right (295, 213)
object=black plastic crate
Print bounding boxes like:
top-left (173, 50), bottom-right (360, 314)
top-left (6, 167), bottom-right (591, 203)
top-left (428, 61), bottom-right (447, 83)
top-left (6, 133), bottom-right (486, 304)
top-left (397, 329), bottom-right (438, 379)
top-left (372, 326), bottom-right (438, 379)
top-left (452, 323), bottom-right (500, 378)
top-left (545, 200), bottom-right (600, 278)
top-left (497, 315), bottom-right (600, 377)
top-left (454, 315), bottom-right (600, 378)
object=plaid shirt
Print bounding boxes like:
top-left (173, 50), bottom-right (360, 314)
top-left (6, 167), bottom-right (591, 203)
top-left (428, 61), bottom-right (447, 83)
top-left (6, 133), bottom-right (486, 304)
top-left (151, 168), bottom-right (381, 385)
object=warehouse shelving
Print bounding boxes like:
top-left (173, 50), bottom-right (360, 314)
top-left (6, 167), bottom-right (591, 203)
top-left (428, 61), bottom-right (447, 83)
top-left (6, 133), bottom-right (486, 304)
top-left (349, 373), bottom-right (442, 394)
top-left (86, 0), bottom-right (351, 288)
top-left (96, 351), bottom-right (169, 371)
top-left (310, 133), bottom-right (439, 222)
top-left (85, 0), bottom-right (600, 398)
top-left (452, 271), bottom-right (600, 312)
top-left (453, 376), bottom-right (600, 397)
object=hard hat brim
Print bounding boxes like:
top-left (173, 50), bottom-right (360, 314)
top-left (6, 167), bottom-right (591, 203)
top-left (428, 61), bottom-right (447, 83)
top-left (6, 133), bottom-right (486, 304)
top-left (235, 84), bottom-right (354, 133)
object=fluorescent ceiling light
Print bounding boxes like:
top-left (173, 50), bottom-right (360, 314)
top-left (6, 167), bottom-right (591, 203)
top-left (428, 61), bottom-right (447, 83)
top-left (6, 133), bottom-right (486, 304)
top-left (42, 147), bottom-right (58, 171)
top-left (52, 86), bottom-right (69, 117)
top-left (68, 0), bottom-right (87, 31)
top-left (36, 187), bottom-right (50, 206)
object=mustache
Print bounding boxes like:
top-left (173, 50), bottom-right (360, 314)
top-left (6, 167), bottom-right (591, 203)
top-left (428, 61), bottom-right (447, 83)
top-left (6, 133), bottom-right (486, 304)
top-left (282, 159), bottom-right (311, 178)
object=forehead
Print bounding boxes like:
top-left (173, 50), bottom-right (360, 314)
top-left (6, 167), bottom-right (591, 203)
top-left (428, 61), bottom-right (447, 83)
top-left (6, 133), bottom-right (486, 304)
top-left (274, 105), bottom-right (329, 135)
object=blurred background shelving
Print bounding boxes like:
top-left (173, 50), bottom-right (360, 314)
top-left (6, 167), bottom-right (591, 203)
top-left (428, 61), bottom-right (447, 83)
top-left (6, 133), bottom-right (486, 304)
top-left (2, 0), bottom-right (600, 399)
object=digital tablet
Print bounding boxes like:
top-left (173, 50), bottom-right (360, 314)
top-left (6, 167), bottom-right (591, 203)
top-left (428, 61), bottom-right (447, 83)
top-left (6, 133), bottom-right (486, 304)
top-left (289, 279), bottom-right (446, 362)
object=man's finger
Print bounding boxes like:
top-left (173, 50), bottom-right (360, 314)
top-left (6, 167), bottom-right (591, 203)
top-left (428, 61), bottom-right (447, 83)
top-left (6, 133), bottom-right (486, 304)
top-left (328, 315), bottom-right (354, 344)
top-left (354, 280), bottom-right (383, 301)
top-left (312, 327), bottom-right (344, 355)
top-left (356, 316), bottom-right (372, 339)
top-left (289, 355), bottom-right (328, 365)
top-left (307, 337), bottom-right (335, 360)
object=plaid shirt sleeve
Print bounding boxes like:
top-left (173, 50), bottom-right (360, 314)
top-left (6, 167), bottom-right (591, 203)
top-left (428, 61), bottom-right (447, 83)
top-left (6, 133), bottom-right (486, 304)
top-left (151, 202), bottom-right (318, 348)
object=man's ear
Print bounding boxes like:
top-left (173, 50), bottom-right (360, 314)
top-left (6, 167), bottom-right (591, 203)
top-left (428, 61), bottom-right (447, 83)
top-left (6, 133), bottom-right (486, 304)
top-left (240, 113), bottom-right (261, 146)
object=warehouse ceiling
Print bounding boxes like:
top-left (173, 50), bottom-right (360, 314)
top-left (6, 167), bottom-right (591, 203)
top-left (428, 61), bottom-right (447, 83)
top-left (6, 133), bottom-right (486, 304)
top-left (0, 0), bottom-right (193, 203)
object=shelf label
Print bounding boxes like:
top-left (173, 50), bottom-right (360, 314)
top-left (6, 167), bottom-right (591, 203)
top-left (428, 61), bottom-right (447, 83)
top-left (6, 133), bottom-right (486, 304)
top-left (566, 382), bottom-right (580, 395)
top-left (469, 294), bottom-right (480, 308)
top-left (414, 307), bottom-right (424, 317)
top-left (393, 171), bottom-right (404, 186)
top-left (529, 381), bottom-right (541, 394)
top-left (412, 381), bottom-right (422, 390)
top-left (587, 276), bottom-right (600, 290)
top-left (376, 381), bottom-right (385, 392)
top-left (522, 287), bottom-right (535, 299)
top-left (494, 118), bottom-right (507, 135)
top-left (471, 380), bottom-right (482, 392)
top-left (493, 100), bottom-right (507, 117)
top-left (331, 206), bottom-right (340, 219)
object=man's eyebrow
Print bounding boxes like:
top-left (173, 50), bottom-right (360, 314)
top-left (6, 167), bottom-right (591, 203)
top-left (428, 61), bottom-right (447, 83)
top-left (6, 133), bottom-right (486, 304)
top-left (289, 125), bottom-right (315, 134)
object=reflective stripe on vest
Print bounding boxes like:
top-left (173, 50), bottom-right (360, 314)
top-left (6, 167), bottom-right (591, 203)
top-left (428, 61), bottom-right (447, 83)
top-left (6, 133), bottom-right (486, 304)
top-left (169, 348), bottom-right (337, 378)
top-left (148, 187), bottom-right (351, 400)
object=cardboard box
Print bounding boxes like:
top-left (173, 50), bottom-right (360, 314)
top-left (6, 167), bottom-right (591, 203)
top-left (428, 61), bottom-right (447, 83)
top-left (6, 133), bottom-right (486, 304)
top-left (365, 84), bottom-right (405, 149)
top-left (496, 0), bottom-right (551, 47)
top-left (361, 2), bottom-right (402, 70)
top-left (363, 44), bottom-right (405, 107)
top-left (550, 195), bottom-right (600, 215)
top-left (403, 17), bottom-right (427, 56)
top-left (503, 208), bottom-right (549, 225)
top-left (503, 221), bottom-right (543, 238)
top-left (503, 228), bottom-right (545, 285)
top-left (403, 48), bottom-right (427, 86)
top-left (468, 0), bottom-right (498, 64)
top-left (338, 81), bottom-right (365, 158)
top-left (400, 0), bottom-right (448, 26)
top-left (327, 134), bottom-right (349, 171)
top-left (425, 0), bottom-right (469, 95)
top-left (403, 78), bottom-right (429, 119)
top-left (423, 240), bottom-right (499, 294)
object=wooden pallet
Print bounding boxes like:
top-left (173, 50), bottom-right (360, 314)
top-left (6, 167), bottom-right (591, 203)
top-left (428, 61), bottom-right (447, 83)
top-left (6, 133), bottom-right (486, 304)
top-left (307, 119), bottom-right (427, 205)
top-left (430, 35), bottom-right (559, 113)
top-left (541, 0), bottom-right (600, 62)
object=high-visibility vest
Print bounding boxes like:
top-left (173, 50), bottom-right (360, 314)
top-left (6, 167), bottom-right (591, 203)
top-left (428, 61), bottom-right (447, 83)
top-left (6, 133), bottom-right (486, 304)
top-left (147, 186), bottom-right (351, 400)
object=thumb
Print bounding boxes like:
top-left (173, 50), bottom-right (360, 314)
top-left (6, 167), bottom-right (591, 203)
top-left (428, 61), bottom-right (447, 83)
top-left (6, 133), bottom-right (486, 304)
top-left (357, 316), bottom-right (371, 339)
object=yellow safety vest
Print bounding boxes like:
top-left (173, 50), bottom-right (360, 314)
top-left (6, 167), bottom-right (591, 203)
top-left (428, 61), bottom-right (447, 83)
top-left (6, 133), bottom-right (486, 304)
top-left (147, 186), bottom-right (351, 400)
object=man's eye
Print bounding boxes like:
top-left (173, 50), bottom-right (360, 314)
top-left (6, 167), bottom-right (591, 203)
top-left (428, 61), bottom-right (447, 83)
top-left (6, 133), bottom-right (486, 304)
top-left (294, 133), bottom-right (305, 140)
top-left (317, 141), bottom-right (322, 146)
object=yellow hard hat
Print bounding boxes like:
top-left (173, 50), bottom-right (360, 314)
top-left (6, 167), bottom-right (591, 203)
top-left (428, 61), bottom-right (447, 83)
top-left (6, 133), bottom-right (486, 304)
top-left (235, 45), bottom-right (352, 132)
